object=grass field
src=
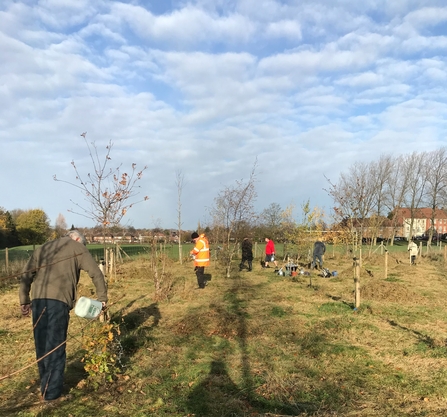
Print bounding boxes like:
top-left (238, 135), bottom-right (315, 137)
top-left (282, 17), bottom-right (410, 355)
top-left (0, 239), bottom-right (423, 269)
top-left (1, 245), bottom-right (447, 416)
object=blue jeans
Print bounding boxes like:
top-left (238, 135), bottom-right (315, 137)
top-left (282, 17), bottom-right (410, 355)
top-left (32, 299), bottom-right (70, 400)
top-left (311, 254), bottom-right (323, 269)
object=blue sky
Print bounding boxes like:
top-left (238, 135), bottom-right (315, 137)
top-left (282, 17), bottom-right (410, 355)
top-left (1, 0), bottom-right (447, 230)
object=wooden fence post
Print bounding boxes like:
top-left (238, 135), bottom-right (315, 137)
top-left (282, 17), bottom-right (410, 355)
top-left (99, 260), bottom-right (105, 275)
top-left (105, 247), bottom-right (109, 275)
top-left (353, 257), bottom-right (360, 309)
top-left (5, 248), bottom-right (8, 274)
top-left (384, 250), bottom-right (388, 280)
top-left (110, 249), bottom-right (115, 282)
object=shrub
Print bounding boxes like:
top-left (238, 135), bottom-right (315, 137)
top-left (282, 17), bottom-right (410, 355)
top-left (80, 320), bottom-right (123, 388)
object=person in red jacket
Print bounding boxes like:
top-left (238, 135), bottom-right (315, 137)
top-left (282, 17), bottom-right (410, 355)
top-left (190, 232), bottom-right (210, 289)
top-left (264, 237), bottom-right (278, 268)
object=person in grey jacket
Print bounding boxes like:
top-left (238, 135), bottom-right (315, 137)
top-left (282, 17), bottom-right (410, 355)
top-left (311, 241), bottom-right (326, 269)
top-left (19, 230), bottom-right (108, 402)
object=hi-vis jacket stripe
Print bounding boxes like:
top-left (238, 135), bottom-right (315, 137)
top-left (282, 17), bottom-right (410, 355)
top-left (191, 235), bottom-right (210, 267)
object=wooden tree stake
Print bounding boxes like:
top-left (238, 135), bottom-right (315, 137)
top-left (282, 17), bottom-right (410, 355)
top-left (384, 250), bottom-right (388, 279)
top-left (353, 257), bottom-right (360, 309)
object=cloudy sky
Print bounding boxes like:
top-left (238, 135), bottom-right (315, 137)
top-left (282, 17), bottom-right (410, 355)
top-left (1, 0), bottom-right (447, 230)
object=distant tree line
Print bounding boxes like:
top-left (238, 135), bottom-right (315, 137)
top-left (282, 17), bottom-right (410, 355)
top-left (7, 148), bottom-right (442, 253)
top-left (326, 148), bottom-right (447, 245)
top-left (0, 208), bottom-right (52, 249)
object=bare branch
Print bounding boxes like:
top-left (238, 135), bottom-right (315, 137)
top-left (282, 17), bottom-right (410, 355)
top-left (54, 133), bottom-right (149, 229)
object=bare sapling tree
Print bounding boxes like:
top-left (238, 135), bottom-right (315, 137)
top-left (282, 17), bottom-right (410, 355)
top-left (301, 201), bottom-right (326, 261)
top-left (326, 159), bottom-right (381, 266)
top-left (384, 155), bottom-right (410, 245)
top-left (54, 213), bottom-right (68, 239)
top-left (281, 201), bottom-right (325, 263)
top-left (278, 204), bottom-right (296, 259)
top-left (54, 133), bottom-right (149, 265)
top-left (260, 202), bottom-right (283, 241)
top-left (367, 155), bottom-right (393, 246)
top-left (210, 161), bottom-right (258, 278)
top-left (423, 148), bottom-right (447, 245)
top-left (402, 151), bottom-right (428, 239)
top-left (175, 170), bottom-right (185, 264)
top-left (326, 173), bottom-right (363, 256)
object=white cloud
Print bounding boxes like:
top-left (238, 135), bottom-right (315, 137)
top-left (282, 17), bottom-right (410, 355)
top-left (336, 71), bottom-right (384, 87)
top-left (265, 19), bottom-right (302, 40)
top-left (111, 2), bottom-right (256, 47)
top-left (424, 67), bottom-right (447, 81)
top-left (1, 0), bottom-right (447, 228)
top-left (379, 99), bottom-right (447, 131)
top-left (404, 6), bottom-right (447, 27)
top-left (258, 39), bottom-right (383, 80)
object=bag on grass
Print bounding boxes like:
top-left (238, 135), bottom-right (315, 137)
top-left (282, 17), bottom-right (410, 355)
top-left (322, 268), bottom-right (331, 278)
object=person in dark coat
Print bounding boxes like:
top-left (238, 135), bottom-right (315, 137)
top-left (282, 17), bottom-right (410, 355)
top-left (239, 237), bottom-right (253, 271)
top-left (311, 240), bottom-right (326, 269)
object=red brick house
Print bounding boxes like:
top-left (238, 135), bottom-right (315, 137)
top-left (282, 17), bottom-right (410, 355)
top-left (395, 208), bottom-right (447, 238)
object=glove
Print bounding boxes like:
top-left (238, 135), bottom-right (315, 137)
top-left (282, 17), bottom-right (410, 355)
top-left (21, 304), bottom-right (31, 316)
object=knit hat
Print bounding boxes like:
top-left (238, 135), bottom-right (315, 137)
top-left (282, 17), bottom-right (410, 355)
top-left (191, 232), bottom-right (199, 240)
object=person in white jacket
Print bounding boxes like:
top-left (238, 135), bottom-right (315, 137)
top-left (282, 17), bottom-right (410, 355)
top-left (408, 239), bottom-right (418, 265)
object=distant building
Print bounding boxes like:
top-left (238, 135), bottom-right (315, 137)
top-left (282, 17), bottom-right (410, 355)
top-left (338, 208), bottom-right (447, 242)
top-left (344, 216), bottom-right (394, 241)
top-left (91, 235), bottom-right (138, 244)
top-left (395, 208), bottom-right (447, 238)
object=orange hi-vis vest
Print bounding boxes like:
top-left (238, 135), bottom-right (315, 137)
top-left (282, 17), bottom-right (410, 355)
top-left (190, 234), bottom-right (210, 267)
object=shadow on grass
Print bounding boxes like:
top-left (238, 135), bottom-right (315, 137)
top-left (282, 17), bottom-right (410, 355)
top-left (0, 298), bottom-right (162, 416)
top-left (182, 272), bottom-right (396, 416)
top-left (0, 297), bottom-right (161, 417)
top-left (388, 319), bottom-right (437, 348)
top-left (0, 354), bottom-right (93, 417)
top-left (187, 360), bottom-right (243, 416)
top-left (183, 276), bottom-right (318, 417)
top-left (111, 298), bottom-right (161, 355)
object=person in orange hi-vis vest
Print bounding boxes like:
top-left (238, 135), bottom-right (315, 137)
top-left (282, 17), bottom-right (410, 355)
top-left (190, 232), bottom-right (210, 289)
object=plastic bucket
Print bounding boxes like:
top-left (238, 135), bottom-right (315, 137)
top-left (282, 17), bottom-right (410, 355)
top-left (74, 296), bottom-right (103, 319)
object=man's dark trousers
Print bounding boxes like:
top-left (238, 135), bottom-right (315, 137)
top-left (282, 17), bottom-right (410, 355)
top-left (32, 299), bottom-right (70, 400)
top-left (195, 266), bottom-right (207, 288)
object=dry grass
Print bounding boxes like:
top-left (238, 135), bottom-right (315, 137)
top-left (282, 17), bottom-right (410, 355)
top-left (1, 250), bottom-right (447, 416)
